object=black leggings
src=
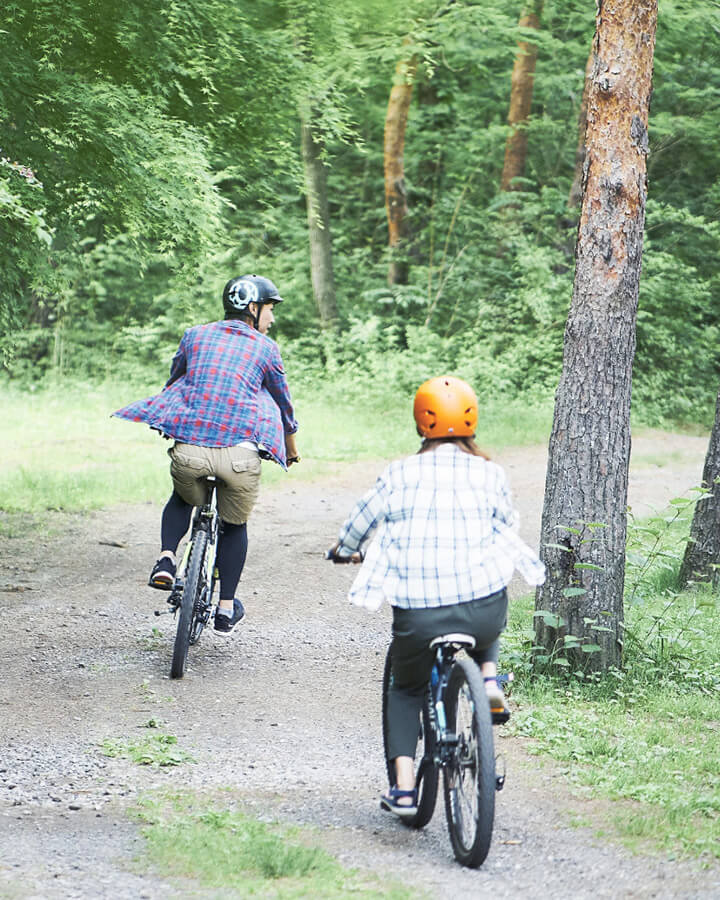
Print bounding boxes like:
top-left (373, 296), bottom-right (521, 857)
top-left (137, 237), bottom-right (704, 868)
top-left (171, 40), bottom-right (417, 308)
top-left (160, 491), bottom-right (248, 600)
top-left (386, 589), bottom-right (508, 760)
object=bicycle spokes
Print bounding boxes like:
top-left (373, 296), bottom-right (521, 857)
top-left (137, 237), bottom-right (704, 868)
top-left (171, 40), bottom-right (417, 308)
top-left (450, 685), bottom-right (480, 843)
top-left (443, 659), bottom-right (496, 867)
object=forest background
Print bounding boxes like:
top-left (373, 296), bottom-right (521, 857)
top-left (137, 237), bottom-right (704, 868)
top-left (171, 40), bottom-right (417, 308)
top-left (2, 1), bottom-right (720, 873)
top-left (2, 0), bottom-right (719, 428)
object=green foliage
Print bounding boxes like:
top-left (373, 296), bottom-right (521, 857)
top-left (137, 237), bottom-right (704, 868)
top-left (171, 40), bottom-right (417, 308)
top-left (634, 205), bottom-right (720, 424)
top-left (2, 0), bottom-right (719, 425)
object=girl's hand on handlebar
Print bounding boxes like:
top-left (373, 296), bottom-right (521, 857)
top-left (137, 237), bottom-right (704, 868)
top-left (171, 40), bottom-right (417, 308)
top-left (325, 543), bottom-right (364, 564)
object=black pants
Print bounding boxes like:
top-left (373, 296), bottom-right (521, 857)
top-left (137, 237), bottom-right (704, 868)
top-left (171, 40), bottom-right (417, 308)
top-left (161, 491), bottom-right (248, 600)
top-left (387, 589), bottom-right (508, 760)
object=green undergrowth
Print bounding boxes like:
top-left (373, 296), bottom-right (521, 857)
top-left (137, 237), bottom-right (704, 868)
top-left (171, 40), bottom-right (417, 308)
top-left (133, 791), bottom-right (413, 898)
top-left (502, 505), bottom-right (720, 864)
top-left (0, 378), bottom-right (552, 514)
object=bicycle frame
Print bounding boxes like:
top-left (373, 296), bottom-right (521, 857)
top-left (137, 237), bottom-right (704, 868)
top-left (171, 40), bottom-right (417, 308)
top-left (428, 645), bottom-right (462, 767)
top-left (168, 478), bottom-right (219, 618)
top-left (426, 641), bottom-right (506, 790)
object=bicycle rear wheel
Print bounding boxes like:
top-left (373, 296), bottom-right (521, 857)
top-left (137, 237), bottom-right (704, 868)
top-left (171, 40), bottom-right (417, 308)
top-left (382, 643), bottom-right (439, 829)
top-left (442, 657), bottom-right (495, 867)
top-left (170, 529), bottom-right (208, 679)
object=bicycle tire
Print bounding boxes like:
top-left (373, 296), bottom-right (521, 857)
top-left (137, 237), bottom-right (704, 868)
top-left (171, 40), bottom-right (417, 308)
top-left (381, 643), bottom-right (439, 829)
top-left (442, 657), bottom-right (495, 867)
top-left (170, 529), bottom-right (208, 679)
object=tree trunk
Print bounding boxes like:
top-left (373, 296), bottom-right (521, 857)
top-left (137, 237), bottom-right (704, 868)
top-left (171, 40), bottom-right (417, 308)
top-left (568, 47), bottom-right (595, 210)
top-left (534, 0), bottom-right (658, 672)
top-left (384, 48), bottom-right (418, 285)
top-left (500, 1), bottom-right (543, 193)
top-left (300, 112), bottom-right (338, 329)
top-left (678, 387), bottom-right (720, 589)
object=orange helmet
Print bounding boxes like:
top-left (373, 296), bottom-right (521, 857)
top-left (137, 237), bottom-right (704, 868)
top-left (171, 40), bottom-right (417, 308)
top-left (413, 376), bottom-right (478, 438)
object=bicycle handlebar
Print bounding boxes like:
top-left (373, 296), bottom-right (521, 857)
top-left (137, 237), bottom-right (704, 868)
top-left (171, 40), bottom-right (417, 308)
top-left (325, 546), bottom-right (364, 564)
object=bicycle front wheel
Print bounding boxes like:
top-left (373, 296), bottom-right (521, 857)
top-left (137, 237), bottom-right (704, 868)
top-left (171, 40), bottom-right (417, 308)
top-left (381, 643), bottom-right (439, 829)
top-left (170, 529), bottom-right (208, 679)
top-left (443, 658), bottom-right (495, 867)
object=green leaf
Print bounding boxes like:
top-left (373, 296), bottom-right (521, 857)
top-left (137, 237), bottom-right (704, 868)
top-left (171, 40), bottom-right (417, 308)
top-left (573, 563), bottom-right (603, 571)
top-left (581, 644), bottom-right (603, 653)
top-left (562, 587), bottom-right (587, 597)
top-left (545, 542), bottom-right (572, 552)
top-left (552, 657), bottom-right (570, 667)
top-left (534, 610), bottom-right (565, 628)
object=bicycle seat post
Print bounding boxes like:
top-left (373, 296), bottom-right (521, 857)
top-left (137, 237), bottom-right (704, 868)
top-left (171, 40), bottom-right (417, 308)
top-left (197, 476), bottom-right (217, 522)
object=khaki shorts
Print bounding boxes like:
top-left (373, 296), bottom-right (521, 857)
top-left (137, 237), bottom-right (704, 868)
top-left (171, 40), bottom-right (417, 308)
top-left (168, 442), bottom-right (261, 525)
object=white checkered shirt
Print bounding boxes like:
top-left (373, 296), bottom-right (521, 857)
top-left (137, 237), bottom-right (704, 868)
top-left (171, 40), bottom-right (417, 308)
top-left (336, 443), bottom-right (545, 611)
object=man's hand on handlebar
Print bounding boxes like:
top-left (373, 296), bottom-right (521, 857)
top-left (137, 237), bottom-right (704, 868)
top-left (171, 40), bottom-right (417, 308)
top-left (285, 432), bottom-right (300, 466)
top-left (325, 543), bottom-right (364, 564)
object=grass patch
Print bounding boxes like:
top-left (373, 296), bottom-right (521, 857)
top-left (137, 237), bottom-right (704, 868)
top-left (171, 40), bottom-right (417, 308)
top-left (508, 681), bottom-right (720, 859)
top-left (629, 449), bottom-right (686, 469)
top-left (138, 627), bottom-right (165, 652)
top-left (135, 792), bottom-right (413, 898)
top-left (101, 731), bottom-right (195, 767)
top-left (0, 379), bottom-right (553, 514)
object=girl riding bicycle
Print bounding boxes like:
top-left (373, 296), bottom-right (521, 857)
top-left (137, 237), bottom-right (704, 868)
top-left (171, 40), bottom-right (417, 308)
top-left (328, 376), bottom-right (545, 816)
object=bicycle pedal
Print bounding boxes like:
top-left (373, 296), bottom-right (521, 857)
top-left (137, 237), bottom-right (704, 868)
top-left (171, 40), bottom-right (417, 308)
top-left (492, 708), bottom-right (511, 726)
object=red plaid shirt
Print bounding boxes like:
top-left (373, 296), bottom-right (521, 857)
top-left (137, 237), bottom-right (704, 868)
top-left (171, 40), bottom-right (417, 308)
top-left (114, 319), bottom-right (298, 467)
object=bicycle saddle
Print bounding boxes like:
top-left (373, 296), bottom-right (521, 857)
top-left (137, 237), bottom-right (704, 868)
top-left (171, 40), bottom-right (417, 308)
top-left (429, 633), bottom-right (476, 650)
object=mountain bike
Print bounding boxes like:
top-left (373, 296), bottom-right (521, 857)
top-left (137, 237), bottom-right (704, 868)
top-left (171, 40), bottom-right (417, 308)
top-left (161, 478), bottom-right (219, 679)
top-left (381, 634), bottom-right (508, 868)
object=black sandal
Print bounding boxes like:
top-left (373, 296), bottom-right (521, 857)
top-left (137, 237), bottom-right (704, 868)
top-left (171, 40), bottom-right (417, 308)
top-left (380, 787), bottom-right (418, 818)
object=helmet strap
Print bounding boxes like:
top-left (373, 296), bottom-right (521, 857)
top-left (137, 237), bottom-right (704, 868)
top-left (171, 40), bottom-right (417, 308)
top-left (247, 301), bottom-right (261, 330)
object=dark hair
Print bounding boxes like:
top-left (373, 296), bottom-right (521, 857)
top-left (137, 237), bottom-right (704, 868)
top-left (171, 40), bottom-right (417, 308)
top-left (224, 309), bottom-right (254, 323)
top-left (417, 435), bottom-right (490, 460)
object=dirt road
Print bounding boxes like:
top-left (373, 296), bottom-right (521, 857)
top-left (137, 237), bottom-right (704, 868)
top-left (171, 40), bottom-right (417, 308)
top-left (1, 431), bottom-right (718, 898)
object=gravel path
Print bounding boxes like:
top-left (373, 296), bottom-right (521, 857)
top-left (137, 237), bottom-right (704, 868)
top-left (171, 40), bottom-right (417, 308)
top-left (1, 431), bottom-right (718, 898)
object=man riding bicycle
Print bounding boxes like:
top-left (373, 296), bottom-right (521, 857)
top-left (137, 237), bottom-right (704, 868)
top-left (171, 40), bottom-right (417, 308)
top-left (114, 274), bottom-right (299, 635)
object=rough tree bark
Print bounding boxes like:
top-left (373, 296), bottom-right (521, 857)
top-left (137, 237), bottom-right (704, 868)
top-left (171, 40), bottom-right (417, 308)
top-left (300, 112), bottom-right (338, 329)
top-left (568, 47), bottom-right (595, 210)
top-left (384, 46), bottom-right (418, 285)
top-left (534, 0), bottom-right (658, 672)
top-left (678, 386), bottom-right (720, 589)
top-left (500, 1), bottom-right (544, 193)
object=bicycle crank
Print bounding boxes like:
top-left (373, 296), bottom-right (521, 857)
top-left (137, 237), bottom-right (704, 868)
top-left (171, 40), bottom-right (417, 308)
top-left (495, 753), bottom-right (506, 791)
